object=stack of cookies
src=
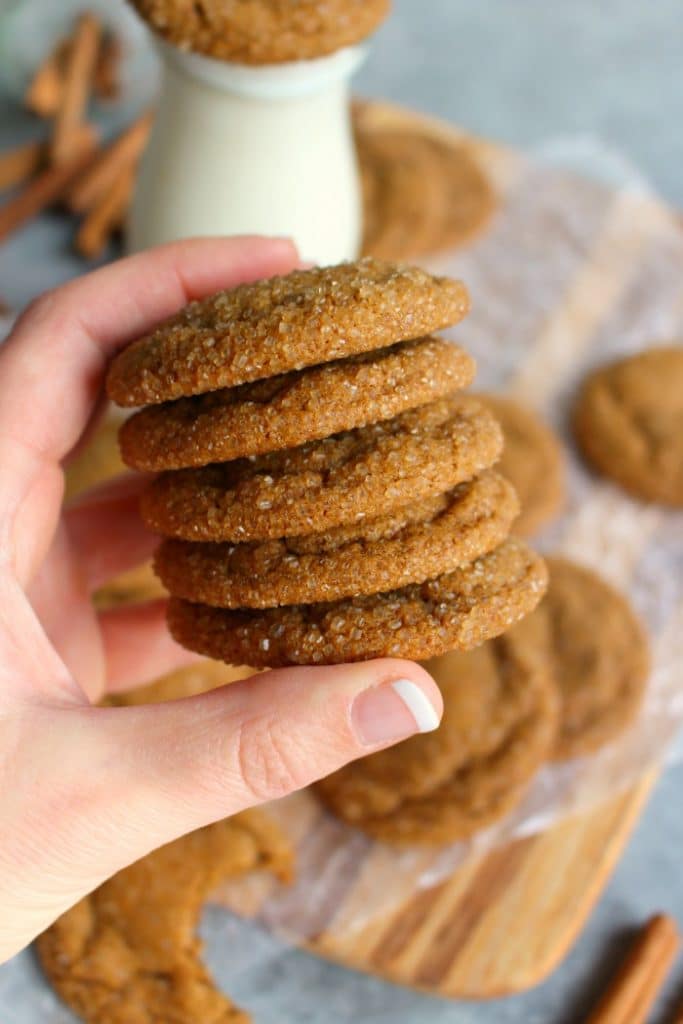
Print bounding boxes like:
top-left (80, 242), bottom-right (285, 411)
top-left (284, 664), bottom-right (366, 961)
top-left (106, 258), bottom-right (547, 670)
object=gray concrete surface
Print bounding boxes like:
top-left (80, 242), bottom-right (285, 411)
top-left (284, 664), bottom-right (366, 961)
top-left (1, 1), bottom-right (683, 1021)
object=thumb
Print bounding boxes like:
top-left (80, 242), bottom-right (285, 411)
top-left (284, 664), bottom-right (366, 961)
top-left (3, 659), bottom-right (441, 959)
top-left (92, 658), bottom-right (443, 839)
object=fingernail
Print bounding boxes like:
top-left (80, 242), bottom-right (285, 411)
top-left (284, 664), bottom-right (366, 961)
top-left (352, 678), bottom-right (441, 747)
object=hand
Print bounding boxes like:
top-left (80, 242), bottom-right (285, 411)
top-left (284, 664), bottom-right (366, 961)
top-left (0, 237), bottom-right (442, 963)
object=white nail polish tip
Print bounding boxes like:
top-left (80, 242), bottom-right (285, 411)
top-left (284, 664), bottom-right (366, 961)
top-left (391, 678), bottom-right (441, 733)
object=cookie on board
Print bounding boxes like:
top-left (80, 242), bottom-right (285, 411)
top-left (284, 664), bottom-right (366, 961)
top-left (573, 346), bottom-right (683, 507)
top-left (358, 126), bottom-right (495, 260)
top-left (540, 557), bottom-right (650, 760)
top-left (476, 393), bottom-right (565, 536)
top-left (315, 611), bottom-right (559, 845)
top-left (37, 811), bottom-right (292, 1024)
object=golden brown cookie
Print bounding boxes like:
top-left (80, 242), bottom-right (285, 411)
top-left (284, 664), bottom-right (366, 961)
top-left (106, 259), bottom-right (470, 407)
top-left (119, 337), bottom-right (475, 471)
top-left (476, 393), bottom-right (565, 536)
top-left (358, 126), bottom-right (495, 261)
top-left (37, 811), bottom-right (292, 1024)
top-left (154, 472), bottom-right (518, 607)
top-left (129, 0), bottom-right (390, 65)
top-left (141, 396), bottom-right (503, 543)
top-left (107, 659), bottom-right (255, 706)
top-left (573, 346), bottom-right (683, 507)
top-left (358, 129), bottom-right (449, 260)
top-left (166, 538), bottom-right (548, 668)
top-left (538, 558), bottom-right (649, 760)
top-left (315, 611), bottom-right (559, 845)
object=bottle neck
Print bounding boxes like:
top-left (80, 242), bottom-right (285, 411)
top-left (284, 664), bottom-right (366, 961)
top-left (156, 39), bottom-right (368, 102)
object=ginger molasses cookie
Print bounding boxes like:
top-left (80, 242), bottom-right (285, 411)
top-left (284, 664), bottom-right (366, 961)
top-left (541, 558), bottom-right (649, 760)
top-left (476, 393), bottom-right (565, 536)
top-left (37, 811), bottom-right (292, 1024)
top-left (129, 0), bottom-right (391, 65)
top-left (573, 346), bottom-right (683, 507)
top-left (119, 337), bottom-right (475, 471)
top-left (141, 396), bottom-right (503, 543)
top-left (315, 612), bottom-right (558, 845)
top-left (106, 259), bottom-right (469, 407)
top-left (358, 129), bottom-right (449, 261)
top-left (166, 538), bottom-right (548, 668)
top-left (358, 127), bottom-right (495, 261)
top-left (154, 471), bottom-right (518, 607)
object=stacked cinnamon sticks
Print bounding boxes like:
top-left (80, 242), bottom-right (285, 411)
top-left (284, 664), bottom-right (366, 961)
top-left (0, 11), bottom-right (151, 259)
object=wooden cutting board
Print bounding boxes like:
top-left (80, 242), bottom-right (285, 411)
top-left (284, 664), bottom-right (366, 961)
top-left (215, 100), bottom-right (683, 999)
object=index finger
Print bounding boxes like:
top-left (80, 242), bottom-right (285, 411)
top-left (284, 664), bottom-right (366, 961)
top-left (0, 236), bottom-right (297, 582)
top-left (0, 236), bottom-right (297, 471)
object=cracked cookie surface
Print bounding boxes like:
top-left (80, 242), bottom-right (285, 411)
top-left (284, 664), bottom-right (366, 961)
top-left (106, 259), bottom-right (469, 407)
top-left (154, 471), bottom-right (518, 607)
top-left (119, 337), bottom-right (474, 471)
top-left (166, 538), bottom-right (548, 667)
top-left (141, 396), bottom-right (503, 542)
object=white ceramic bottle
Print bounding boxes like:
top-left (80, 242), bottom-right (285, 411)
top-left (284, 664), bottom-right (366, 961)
top-left (128, 41), bottom-right (367, 265)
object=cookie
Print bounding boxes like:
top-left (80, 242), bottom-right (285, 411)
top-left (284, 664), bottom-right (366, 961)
top-left (539, 558), bottom-right (649, 760)
top-left (119, 337), bottom-right (475, 471)
top-left (154, 471), bottom-right (518, 607)
top-left (476, 393), bottom-right (565, 536)
top-left (315, 611), bottom-right (559, 844)
top-left (358, 129), bottom-right (450, 261)
top-left (37, 811), bottom-right (292, 1024)
top-left (129, 0), bottom-right (390, 65)
top-left (106, 259), bottom-right (470, 407)
top-left (166, 538), bottom-right (548, 668)
top-left (573, 346), bottom-right (683, 506)
top-left (358, 126), bottom-right (495, 261)
top-left (141, 396), bottom-right (503, 542)
top-left (107, 659), bottom-right (255, 706)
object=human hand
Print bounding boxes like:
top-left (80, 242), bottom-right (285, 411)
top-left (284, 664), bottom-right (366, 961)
top-left (0, 237), bottom-right (442, 963)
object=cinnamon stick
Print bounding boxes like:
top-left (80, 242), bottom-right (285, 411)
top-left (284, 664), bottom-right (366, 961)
top-left (75, 166), bottom-right (135, 259)
top-left (24, 39), bottom-right (68, 118)
top-left (51, 13), bottom-right (102, 165)
top-left (0, 141), bottom-right (45, 192)
top-left (66, 111), bottom-right (153, 213)
top-left (585, 914), bottom-right (680, 1024)
top-left (94, 34), bottom-right (122, 101)
top-left (0, 143), bottom-right (96, 243)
